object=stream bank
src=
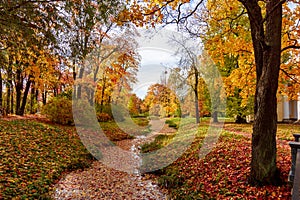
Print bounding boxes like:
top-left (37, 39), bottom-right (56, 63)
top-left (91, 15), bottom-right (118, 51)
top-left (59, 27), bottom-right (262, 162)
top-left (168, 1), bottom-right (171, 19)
top-left (52, 119), bottom-right (170, 200)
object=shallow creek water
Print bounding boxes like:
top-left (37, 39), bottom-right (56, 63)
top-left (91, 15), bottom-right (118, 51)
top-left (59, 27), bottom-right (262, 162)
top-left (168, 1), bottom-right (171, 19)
top-left (52, 121), bottom-right (168, 200)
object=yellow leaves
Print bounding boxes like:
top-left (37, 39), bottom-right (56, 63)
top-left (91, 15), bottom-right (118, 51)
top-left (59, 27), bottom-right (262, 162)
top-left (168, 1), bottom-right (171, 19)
top-left (153, 0), bottom-right (164, 6)
top-left (117, 0), bottom-right (193, 27)
top-left (143, 83), bottom-right (180, 117)
top-left (279, 3), bottom-right (300, 101)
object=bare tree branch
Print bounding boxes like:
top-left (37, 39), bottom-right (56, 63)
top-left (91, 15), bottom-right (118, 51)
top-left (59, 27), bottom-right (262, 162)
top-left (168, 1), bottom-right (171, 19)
top-left (281, 45), bottom-right (300, 52)
top-left (281, 31), bottom-right (300, 52)
top-left (280, 68), bottom-right (300, 84)
top-left (174, 0), bottom-right (205, 24)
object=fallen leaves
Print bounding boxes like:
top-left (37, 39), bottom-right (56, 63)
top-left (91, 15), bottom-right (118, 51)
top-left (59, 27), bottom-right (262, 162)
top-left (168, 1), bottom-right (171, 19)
top-left (52, 131), bottom-right (168, 200)
top-left (153, 129), bottom-right (292, 199)
top-left (0, 119), bottom-right (95, 199)
top-left (0, 117), bottom-right (295, 199)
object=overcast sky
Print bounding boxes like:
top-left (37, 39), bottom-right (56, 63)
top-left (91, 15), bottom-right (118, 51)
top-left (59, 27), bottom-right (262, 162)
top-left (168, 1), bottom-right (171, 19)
top-left (133, 27), bottom-right (181, 99)
top-left (133, 49), bottom-right (179, 99)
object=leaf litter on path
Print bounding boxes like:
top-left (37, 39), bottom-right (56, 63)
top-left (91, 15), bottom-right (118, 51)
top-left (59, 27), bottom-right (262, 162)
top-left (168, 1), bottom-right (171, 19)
top-left (52, 120), bottom-right (170, 200)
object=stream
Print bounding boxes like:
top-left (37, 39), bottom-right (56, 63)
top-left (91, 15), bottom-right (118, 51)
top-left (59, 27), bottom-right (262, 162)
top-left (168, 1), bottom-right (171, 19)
top-left (52, 120), bottom-right (169, 199)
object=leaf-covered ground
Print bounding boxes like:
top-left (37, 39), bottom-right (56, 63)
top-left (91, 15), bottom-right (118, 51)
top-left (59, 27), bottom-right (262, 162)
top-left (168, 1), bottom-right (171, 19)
top-left (143, 120), bottom-right (294, 199)
top-left (0, 117), bottom-right (296, 199)
top-left (52, 138), bottom-right (168, 200)
top-left (0, 119), bottom-right (96, 199)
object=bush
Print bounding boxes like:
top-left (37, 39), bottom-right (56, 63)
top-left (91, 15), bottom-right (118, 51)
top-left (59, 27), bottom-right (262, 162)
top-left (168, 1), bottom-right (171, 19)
top-left (42, 97), bottom-right (73, 125)
top-left (132, 117), bottom-right (149, 126)
top-left (97, 113), bottom-right (112, 122)
top-left (95, 104), bottom-right (126, 122)
top-left (165, 119), bottom-right (179, 129)
top-left (111, 104), bottom-right (126, 122)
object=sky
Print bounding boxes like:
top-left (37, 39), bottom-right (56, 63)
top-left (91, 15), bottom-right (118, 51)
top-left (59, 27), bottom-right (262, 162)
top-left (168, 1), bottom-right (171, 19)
top-left (132, 27), bottom-right (181, 99)
top-left (133, 49), bottom-right (179, 99)
top-left (132, 26), bottom-right (203, 99)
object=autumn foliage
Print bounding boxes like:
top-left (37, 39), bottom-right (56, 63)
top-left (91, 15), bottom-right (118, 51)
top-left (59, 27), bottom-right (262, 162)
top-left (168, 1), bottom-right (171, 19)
top-left (41, 96), bottom-right (73, 125)
top-left (143, 121), bottom-right (294, 199)
top-left (0, 120), bottom-right (95, 199)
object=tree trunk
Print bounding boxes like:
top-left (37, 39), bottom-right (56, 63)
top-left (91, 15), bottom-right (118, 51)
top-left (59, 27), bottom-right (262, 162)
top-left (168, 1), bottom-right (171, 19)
top-left (193, 67), bottom-right (200, 124)
top-left (6, 84), bottom-right (10, 115)
top-left (19, 77), bottom-right (32, 116)
top-left (42, 90), bottom-right (47, 105)
top-left (240, 0), bottom-right (282, 185)
top-left (0, 68), bottom-right (2, 110)
top-left (15, 69), bottom-right (23, 115)
top-left (212, 111), bottom-right (218, 123)
top-left (194, 89), bottom-right (200, 124)
top-left (100, 78), bottom-right (107, 113)
top-left (10, 86), bottom-right (13, 114)
top-left (77, 67), bottom-right (84, 99)
top-left (235, 114), bottom-right (247, 124)
top-left (30, 85), bottom-right (35, 114)
top-left (6, 61), bottom-right (12, 114)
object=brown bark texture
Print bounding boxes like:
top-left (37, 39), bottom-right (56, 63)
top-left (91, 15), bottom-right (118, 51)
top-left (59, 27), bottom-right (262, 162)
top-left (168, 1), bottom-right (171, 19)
top-left (239, 0), bottom-right (283, 185)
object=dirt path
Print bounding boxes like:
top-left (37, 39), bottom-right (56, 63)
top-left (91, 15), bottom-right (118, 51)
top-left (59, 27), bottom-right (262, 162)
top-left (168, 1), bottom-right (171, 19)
top-left (52, 119), bottom-right (173, 200)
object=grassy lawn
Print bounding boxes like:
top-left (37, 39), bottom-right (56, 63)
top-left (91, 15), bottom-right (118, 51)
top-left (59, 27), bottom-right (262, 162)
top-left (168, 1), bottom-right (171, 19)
top-left (142, 118), bottom-right (294, 199)
top-left (225, 122), bottom-right (300, 140)
top-left (99, 117), bottom-right (151, 141)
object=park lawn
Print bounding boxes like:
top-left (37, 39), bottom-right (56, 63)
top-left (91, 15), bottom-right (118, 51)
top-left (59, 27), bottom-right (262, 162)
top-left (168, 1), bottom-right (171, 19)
top-left (99, 117), bottom-right (151, 141)
top-left (142, 118), bottom-right (293, 199)
top-left (170, 117), bottom-right (300, 141)
top-left (225, 122), bottom-right (300, 141)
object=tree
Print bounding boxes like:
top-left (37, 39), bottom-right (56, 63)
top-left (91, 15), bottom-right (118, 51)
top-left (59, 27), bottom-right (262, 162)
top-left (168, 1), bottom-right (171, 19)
top-left (0, 0), bottom-right (61, 50)
top-left (170, 36), bottom-right (202, 123)
top-left (0, 1), bottom-right (67, 115)
top-left (203, 1), bottom-right (255, 123)
top-left (62, 0), bottom-right (123, 99)
top-left (87, 28), bottom-right (140, 109)
top-left (128, 94), bottom-right (142, 116)
top-left (123, 0), bottom-right (300, 185)
top-left (237, 0), bottom-right (283, 185)
top-left (0, 0), bottom-right (125, 115)
top-left (143, 83), bottom-right (180, 117)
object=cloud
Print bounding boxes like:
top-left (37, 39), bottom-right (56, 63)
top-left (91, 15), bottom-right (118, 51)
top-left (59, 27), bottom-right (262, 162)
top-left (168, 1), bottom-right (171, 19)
top-left (133, 49), bottom-right (178, 99)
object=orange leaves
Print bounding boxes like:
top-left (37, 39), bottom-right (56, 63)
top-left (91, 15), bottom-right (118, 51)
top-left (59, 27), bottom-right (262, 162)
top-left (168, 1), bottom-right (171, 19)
top-left (155, 130), bottom-right (292, 199)
top-left (205, 0), bottom-right (256, 111)
top-left (117, 0), bottom-right (192, 27)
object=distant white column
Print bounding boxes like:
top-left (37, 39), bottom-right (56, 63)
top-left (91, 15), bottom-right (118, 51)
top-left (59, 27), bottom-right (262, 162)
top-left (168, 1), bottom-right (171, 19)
top-left (283, 95), bottom-right (290, 120)
top-left (277, 95), bottom-right (284, 122)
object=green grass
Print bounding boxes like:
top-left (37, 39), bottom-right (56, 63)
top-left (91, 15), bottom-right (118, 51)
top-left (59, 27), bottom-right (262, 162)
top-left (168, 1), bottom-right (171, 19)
top-left (0, 119), bottom-right (95, 199)
top-left (141, 134), bottom-right (175, 153)
top-left (225, 122), bottom-right (300, 141)
top-left (100, 117), bottom-right (151, 140)
top-left (99, 121), bottom-right (135, 141)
